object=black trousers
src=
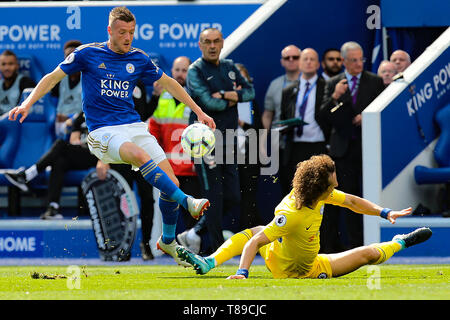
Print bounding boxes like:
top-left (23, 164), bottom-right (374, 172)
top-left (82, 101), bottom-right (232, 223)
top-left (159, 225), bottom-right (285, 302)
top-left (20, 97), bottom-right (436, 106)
top-left (320, 140), bottom-right (363, 253)
top-left (238, 163), bottom-right (262, 229)
top-left (36, 139), bottom-right (98, 205)
top-left (194, 161), bottom-right (241, 253)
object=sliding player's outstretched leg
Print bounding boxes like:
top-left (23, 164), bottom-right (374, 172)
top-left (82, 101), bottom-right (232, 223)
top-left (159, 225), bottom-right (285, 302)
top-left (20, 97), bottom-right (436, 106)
top-left (392, 227), bottom-right (432, 249)
top-left (176, 247), bottom-right (216, 274)
top-left (371, 227), bottom-right (432, 265)
top-left (329, 227), bottom-right (432, 277)
top-left (177, 227), bottom-right (259, 274)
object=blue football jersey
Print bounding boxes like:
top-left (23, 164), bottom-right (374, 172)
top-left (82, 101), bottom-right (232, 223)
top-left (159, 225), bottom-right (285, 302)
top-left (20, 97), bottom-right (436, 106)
top-left (58, 42), bottom-right (163, 131)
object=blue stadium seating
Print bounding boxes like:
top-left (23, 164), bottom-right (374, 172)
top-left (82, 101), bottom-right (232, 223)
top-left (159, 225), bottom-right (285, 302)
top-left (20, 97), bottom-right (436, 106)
top-left (0, 90), bottom-right (91, 215)
top-left (415, 103), bottom-right (450, 184)
top-left (11, 91), bottom-right (56, 169)
top-left (0, 114), bottom-right (21, 169)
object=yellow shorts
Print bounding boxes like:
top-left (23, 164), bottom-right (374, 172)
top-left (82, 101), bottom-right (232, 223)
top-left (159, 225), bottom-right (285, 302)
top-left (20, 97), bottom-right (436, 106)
top-left (259, 244), bottom-right (332, 279)
top-left (300, 254), bottom-right (332, 279)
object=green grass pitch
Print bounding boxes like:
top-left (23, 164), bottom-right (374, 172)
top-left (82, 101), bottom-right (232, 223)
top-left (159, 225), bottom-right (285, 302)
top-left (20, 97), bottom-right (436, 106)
top-left (0, 264), bottom-right (449, 300)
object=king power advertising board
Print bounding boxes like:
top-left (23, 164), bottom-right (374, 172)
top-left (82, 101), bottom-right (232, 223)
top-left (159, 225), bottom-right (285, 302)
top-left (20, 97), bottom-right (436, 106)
top-left (0, 3), bottom-right (260, 77)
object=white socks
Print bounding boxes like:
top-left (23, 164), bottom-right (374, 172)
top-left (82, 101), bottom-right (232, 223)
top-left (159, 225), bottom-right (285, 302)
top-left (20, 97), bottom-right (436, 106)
top-left (187, 228), bottom-right (200, 243)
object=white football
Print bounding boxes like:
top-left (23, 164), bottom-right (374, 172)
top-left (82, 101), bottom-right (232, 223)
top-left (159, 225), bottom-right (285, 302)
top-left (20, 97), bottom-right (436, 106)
top-left (180, 123), bottom-right (216, 158)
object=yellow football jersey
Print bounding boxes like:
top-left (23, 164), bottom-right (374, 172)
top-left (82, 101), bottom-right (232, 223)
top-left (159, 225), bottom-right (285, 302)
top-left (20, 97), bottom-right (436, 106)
top-left (261, 189), bottom-right (346, 278)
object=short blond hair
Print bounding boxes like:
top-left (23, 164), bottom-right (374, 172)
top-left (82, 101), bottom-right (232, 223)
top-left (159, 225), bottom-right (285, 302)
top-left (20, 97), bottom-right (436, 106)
top-left (108, 6), bottom-right (135, 26)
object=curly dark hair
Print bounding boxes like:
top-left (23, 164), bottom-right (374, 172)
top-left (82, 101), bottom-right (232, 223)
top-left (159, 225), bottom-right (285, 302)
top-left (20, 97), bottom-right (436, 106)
top-left (292, 154), bottom-right (336, 209)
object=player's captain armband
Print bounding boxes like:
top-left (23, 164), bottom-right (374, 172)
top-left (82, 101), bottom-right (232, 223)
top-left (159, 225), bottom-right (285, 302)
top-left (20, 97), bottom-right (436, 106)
top-left (324, 189), bottom-right (346, 205)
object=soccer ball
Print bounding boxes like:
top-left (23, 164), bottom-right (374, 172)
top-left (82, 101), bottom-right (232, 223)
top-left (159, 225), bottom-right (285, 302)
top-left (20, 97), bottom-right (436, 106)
top-left (181, 123), bottom-right (216, 158)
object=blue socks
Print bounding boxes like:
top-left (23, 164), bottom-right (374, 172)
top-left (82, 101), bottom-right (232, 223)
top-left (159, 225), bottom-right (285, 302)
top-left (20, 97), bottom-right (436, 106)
top-left (159, 192), bottom-right (179, 244)
top-left (140, 159), bottom-right (188, 209)
top-left (140, 159), bottom-right (188, 244)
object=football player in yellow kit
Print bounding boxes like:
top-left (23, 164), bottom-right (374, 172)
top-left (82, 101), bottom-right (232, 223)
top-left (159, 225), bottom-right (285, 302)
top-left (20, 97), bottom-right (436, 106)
top-left (177, 154), bottom-right (432, 279)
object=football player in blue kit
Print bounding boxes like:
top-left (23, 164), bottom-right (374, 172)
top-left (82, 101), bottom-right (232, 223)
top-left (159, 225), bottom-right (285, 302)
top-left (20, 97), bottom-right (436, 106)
top-left (8, 6), bottom-right (216, 267)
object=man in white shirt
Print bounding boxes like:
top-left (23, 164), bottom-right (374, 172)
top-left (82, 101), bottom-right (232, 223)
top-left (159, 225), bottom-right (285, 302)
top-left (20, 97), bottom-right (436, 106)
top-left (278, 48), bottom-right (329, 196)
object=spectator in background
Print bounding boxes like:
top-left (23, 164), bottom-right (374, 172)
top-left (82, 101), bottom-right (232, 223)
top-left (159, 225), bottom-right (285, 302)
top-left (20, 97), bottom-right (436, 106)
top-left (279, 48), bottom-right (329, 196)
top-left (319, 41), bottom-right (385, 252)
top-left (148, 56), bottom-right (203, 253)
top-left (261, 45), bottom-right (302, 131)
top-left (390, 50), bottom-right (411, 73)
top-left (321, 48), bottom-right (343, 81)
top-left (0, 50), bottom-right (35, 115)
top-left (377, 60), bottom-right (397, 87)
top-left (235, 62), bottom-right (263, 229)
top-left (186, 27), bottom-right (255, 253)
top-left (51, 40), bottom-right (83, 139)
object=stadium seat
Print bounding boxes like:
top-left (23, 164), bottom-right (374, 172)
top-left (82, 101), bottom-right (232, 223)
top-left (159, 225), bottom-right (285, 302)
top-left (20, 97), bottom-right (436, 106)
top-left (0, 90), bottom-right (57, 189)
top-left (18, 54), bottom-right (45, 83)
top-left (414, 103), bottom-right (450, 214)
top-left (11, 91), bottom-right (57, 170)
top-left (0, 114), bottom-right (21, 169)
top-left (415, 103), bottom-right (450, 184)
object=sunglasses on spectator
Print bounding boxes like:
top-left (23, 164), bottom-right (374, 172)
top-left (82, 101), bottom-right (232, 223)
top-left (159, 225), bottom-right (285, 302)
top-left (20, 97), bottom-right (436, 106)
top-left (282, 55), bottom-right (300, 61)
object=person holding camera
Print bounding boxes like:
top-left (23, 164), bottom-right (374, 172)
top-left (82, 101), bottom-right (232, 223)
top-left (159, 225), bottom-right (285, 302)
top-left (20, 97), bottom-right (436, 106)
top-left (318, 41), bottom-right (385, 252)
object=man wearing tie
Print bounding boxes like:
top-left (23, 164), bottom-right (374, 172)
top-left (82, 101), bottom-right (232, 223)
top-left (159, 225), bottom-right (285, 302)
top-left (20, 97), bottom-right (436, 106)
top-left (318, 41), bottom-right (384, 252)
top-left (279, 48), bottom-right (329, 196)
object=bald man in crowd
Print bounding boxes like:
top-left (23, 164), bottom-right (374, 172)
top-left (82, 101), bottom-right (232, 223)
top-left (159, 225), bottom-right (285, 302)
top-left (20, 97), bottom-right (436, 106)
top-left (390, 50), bottom-right (411, 73)
top-left (262, 45), bottom-right (302, 130)
top-left (377, 60), bottom-right (397, 87)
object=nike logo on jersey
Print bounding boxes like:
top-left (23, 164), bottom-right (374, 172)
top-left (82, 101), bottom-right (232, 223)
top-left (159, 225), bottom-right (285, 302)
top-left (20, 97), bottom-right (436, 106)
top-left (206, 76), bottom-right (213, 81)
top-left (306, 224), bottom-right (313, 230)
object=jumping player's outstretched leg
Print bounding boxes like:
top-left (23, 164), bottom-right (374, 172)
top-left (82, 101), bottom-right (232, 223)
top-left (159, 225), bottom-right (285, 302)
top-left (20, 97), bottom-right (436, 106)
top-left (119, 142), bottom-right (210, 220)
top-left (328, 227), bottom-right (432, 277)
top-left (119, 142), bottom-right (209, 266)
